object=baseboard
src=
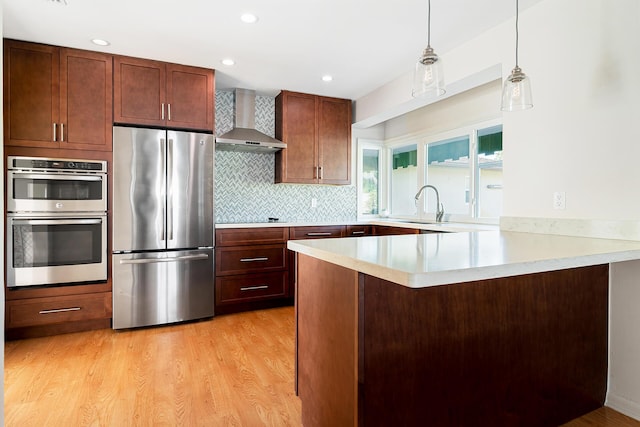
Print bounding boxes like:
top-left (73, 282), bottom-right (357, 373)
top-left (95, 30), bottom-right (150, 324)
top-left (606, 393), bottom-right (640, 421)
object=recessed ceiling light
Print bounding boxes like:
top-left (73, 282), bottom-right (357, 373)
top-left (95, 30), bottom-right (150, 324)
top-left (240, 13), bottom-right (258, 24)
top-left (322, 75), bottom-right (333, 82)
top-left (49, 0), bottom-right (68, 5)
top-left (221, 58), bottom-right (235, 66)
top-left (91, 38), bottom-right (110, 46)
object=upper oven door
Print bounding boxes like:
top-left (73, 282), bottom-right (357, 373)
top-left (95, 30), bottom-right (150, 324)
top-left (7, 171), bottom-right (107, 213)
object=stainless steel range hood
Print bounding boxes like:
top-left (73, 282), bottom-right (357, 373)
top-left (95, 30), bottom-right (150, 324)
top-left (215, 88), bottom-right (286, 153)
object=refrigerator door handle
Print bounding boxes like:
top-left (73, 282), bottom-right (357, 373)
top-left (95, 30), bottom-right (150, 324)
top-left (119, 254), bottom-right (209, 265)
top-left (167, 138), bottom-right (174, 241)
top-left (160, 138), bottom-right (166, 242)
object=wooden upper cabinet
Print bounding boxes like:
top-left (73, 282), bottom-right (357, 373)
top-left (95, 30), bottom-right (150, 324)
top-left (275, 90), bottom-right (352, 185)
top-left (166, 63), bottom-right (214, 131)
top-left (60, 48), bottom-right (113, 151)
top-left (3, 39), bottom-right (113, 151)
top-left (114, 56), bottom-right (214, 131)
top-left (113, 56), bottom-right (165, 127)
top-left (318, 96), bottom-right (351, 185)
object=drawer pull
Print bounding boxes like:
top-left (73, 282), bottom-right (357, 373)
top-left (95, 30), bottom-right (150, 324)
top-left (306, 232), bottom-right (332, 236)
top-left (240, 257), bottom-right (269, 262)
top-left (351, 231), bottom-right (365, 235)
top-left (240, 285), bottom-right (269, 291)
top-left (39, 307), bottom-right (81, 315)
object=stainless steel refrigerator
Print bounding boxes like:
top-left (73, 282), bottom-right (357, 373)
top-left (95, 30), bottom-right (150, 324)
top-left (112, 126), bottom-right (214, 329)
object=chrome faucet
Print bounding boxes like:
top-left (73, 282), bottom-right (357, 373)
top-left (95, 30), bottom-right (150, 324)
top-left (414, 185), bottom-right (445, 222)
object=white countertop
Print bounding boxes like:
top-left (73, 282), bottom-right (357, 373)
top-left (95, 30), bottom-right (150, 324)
top-left (215, 219), bottom-right (497, 233)
top-left (287, 231), bottom-right (640, 288)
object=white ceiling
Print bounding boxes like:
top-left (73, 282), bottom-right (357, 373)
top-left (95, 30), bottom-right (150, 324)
top-left (3, 0), bottom-right (543, 100)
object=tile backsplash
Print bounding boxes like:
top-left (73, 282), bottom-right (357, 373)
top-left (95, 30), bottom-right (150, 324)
top-left (215, 90), bottom-right (356, 223)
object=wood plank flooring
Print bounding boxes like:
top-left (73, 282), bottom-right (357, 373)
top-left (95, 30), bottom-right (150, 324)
top-left (4, 305), bottom-right (640, 426)
top-left (5, 306), bottom-right (301, 426)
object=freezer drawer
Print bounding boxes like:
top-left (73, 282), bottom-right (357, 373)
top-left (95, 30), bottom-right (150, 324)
top-left (112, 249), bottom-right (214, 329)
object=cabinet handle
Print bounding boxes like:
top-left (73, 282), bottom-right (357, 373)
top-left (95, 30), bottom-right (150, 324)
top-left (39, 307), bottom-right (81, 314)
top-left (240, 285), bottom-right (269, 291)
top-left (306, 232), bottom-right (332, 236)
top-left (161, 103), bottom-right (165, 120)
top-left (53, 123), bottom-right (57, 142)
top-left (168, 104), bottom-right (171, 121)
top-left (319, 166), bottom-right (323, 180)
top-left (351, 231), bottom-right (365, 235)
top-left (61, 123), bottom-right (64, 142)
top-left (240, 257), bottom-right (269, 262)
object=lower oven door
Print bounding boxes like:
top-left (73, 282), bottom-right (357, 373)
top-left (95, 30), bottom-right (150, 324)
top-left (7, 215), bottom-right (108, 288)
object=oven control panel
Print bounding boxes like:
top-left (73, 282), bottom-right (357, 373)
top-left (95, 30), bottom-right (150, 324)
top-left (9, 156), bottom-right (107, 173)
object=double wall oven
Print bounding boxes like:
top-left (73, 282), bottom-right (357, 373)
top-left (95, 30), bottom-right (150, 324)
top-left (6, 156), bottom-right (108, 288)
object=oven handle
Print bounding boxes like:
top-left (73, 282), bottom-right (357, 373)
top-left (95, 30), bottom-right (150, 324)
top-left (9, 173), bottom-right (103, 181)
top-left (119, 254), bottom-right (209, 265)
top-left (11, 218), bottom-right (103, 226)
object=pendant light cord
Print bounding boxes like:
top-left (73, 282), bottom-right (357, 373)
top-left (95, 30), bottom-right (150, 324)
top-left (427, 0), bottom-right (432, 48)
top-left (515, 0), bottom-right (519, 67)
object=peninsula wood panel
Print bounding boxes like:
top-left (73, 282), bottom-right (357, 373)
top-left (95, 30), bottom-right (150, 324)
top-left (360, 265), bottom-right (609, 426)
top-left (297, 254), bottom-right (359, 427)
top-left (295, 257), bottom-right (609, 426)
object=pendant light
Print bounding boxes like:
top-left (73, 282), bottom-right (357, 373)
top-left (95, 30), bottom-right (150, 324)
top-left (501, 0), bottom-right (533, 111)
top-left (412, 0), bottom-right (445, 98)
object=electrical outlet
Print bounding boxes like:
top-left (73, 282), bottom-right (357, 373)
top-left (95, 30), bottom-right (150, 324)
top-left (311, 198), bottom-right (317, 208)
top-left (553, 192), bottom-right (566, 210)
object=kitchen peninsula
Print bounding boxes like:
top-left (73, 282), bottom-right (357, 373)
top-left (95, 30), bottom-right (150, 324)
top-left (288, 231), bottom-right (640, 426)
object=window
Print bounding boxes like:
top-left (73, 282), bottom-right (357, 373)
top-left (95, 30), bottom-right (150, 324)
top-left (357, 140), bottom-right (382, 217)
top-left (355, 120), bottom-right (502, 223)
top-left (476, 125), bottom-right (503, 219)
top-left (418, 121), bottom-right (502, 222)
top-left (424, 136), bottom-right (471, 217)
top-left (391, 144), bottom-right (418, 216)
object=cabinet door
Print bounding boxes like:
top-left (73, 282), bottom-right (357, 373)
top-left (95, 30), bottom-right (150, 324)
top-left (60, 48), bottom-right (113, 151)
top-left (318, 96), bottom-right (351, 185)
top-left (3, 40), bottom-right (60, 148)
top-left (113, 56), bottom-right (166, 127)
top-left (166, 64), bottom-right (214, 131)
top-left (275, 91), bottom-right (318, 183)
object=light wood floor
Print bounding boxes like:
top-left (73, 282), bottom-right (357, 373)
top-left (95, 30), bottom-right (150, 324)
top-left (5, 306), bottom-right (301, 426)
top-left (5, 306), bottom-right (640, 426)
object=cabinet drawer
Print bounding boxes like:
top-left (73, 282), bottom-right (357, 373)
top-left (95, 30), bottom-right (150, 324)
top-left (216, 272), bottom-right (288, 305)
top-left (289, 225), bottom-right (345, 240)
top-left (6, 292), bottom-right (112, 329)
top-left (216, 227), bottom-right (289, 247)
top-left (346, 225), bottom-right (372, 237)
top-left (216, 245), bottom-right (287, 275)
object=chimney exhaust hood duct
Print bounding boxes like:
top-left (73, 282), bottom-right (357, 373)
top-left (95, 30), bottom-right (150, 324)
top-left (215, 88), bottom-right (287, 153)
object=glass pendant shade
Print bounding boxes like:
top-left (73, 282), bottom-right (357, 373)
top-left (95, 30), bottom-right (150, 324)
top-left (412, 46), bottom-right (445, 98)
top-left (501, 66), bottom-right (533, 111)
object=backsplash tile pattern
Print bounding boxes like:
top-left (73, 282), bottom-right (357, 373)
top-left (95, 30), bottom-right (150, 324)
top-left (215, 90), bottom-right (356, 223)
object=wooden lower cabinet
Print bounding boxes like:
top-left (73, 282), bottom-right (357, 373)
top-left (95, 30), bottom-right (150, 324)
top-left (372, 225), bottom-right (419, 235)
top-left (215, 227), bottom-right (291, 314)
top-left (5, 284), bottom-right (112, 340)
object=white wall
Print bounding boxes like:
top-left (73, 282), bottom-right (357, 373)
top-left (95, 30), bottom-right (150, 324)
top-left (609, 261), bottom-right (640, 419)
top-left (354, 0), bottom-right (640, 419)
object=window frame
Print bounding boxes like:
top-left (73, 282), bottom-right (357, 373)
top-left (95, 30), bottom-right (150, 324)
top-left (370, 118), bottom-right (502, 224)
top-left (356, 138), bottom-right (384, 219)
